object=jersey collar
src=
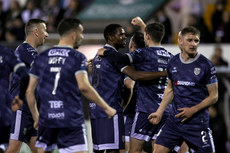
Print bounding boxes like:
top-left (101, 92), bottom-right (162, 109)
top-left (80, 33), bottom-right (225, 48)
top-left (104, 44), bottom-right (118, 52)
top-left (179, 53), bottom-right (200, 64)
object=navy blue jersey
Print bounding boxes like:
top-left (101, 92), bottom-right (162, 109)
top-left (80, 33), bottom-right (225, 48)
top-left (10, 42), bottom-right (37, 113)
top-left (0, 46), bottom-right (25, 126)
top-left (90, 44), bottom-right (125, 119)
top-left (127, 46), bottom-right (173, 113)
top-left (30, 46), bottom-right (88, 128)
top-left (167, 53), bottom-right (218, 129)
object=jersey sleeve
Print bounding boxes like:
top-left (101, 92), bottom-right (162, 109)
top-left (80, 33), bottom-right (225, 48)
top-left (7, 49), bottom-right (25, 73)
top-left (16, 45), bottom-right (35, 66)
top-left (29, 57), bottom-right (39, 78)
top-left (206, 62), bottom-right (218, 86)
top-left (74, 53), bottom-right (88, 76)
top-left (167, 60), bottom-right (173, 81)
top-left (128, 48), bottom-right (145, 64)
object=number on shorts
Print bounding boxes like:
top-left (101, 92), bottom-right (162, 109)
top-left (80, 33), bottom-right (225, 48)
top-left (201, 131), bottom-right (208, 143)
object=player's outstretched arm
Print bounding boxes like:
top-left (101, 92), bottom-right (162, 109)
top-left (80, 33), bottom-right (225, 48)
top-left (26, 76), bottom-right (39, 130)
top-left (76, 73), bottom-right (116, 118)
top-left (122, 66), bottom-right (167, 81)
top-left (148, 80), bottom-right (174, 124)
top-left (175, 82), bottom-right (218, 122)
top-left (131, 16), bottom-right (146, 32)
top-left (97, 48), bottom-right (131, 65)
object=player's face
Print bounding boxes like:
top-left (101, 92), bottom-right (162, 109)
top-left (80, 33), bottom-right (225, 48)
top-left (37, 23), bottom-right (48, 46)
top-left (113, 27), bottom-right (126, 49)
top-left (73, 24), bottom-right (84, 49)
top-left (181, 33), bottom-right (200, 57)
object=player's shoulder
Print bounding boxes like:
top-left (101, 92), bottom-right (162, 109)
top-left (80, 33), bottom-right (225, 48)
top-left (198, 54), bottom-right (214, 67)
top-left (135, 46), bottom-right (148, 53)
top-left (0, 45), bottom-right (14, 54)
top-left (44, 46), bottom-right (85, 59)
top-left (16, 42), bottom-right (35, 52)
top-left (169, 53), bottom-right (179, 62)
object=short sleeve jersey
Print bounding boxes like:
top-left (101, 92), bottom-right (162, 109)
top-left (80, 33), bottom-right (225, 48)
top-left (0, 46), bottom-right (25, 126)
top-left (10, 42), bottom-right (37, 113)
top-left (90, 44), bottom-right (125, 119)
top-left (30, 46), bottom-right (88, 128)
top-left (167, 53), bottom-right (218, 129)
top-left (127, 46), bottom-right (173, 114)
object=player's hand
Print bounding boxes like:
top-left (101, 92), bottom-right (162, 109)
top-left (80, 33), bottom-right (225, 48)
top-left (87, 59), bottom-right (93, 74)
top-left (33, 118), bottom-right (39, 130)
top-left (175, 107), bottom-right (197, 122)
top-left (131, 16), bottom-right (145, 27)
top-left (105, 107), bottom-right (117, 119)
top-left (97, 48), bottom-right (106, 56)
top-left (148, 112), bottom-right (162, 125)
top-left (11, 96), bottom-right (23, 112)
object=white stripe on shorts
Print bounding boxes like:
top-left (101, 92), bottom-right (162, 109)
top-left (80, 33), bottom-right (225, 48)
top-left (208, 128), bottom-right (215, 152)
top-left (10, 110), bottom-right (22, 140)
top-left (93, 114), bottom-right (119, 150)
top-left (130, 112), bottom-right (151, 141)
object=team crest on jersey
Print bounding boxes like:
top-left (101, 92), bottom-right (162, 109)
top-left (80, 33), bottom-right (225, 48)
top-left (194, 67), bottom-right (201, 75)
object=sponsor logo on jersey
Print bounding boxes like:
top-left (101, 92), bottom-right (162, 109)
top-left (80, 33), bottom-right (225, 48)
top-left (172, 67), bottom-right (177, 73)
top-left (48, 112), bottom-right (65, 119)
top-left (174, 81), bottom-right (195, 86)
top-left (48, 49), bottom-right (70, 57)
top-left (156, 50), bottom-right (171, 57)
top-left (194, 67), bottom-right (201, 75)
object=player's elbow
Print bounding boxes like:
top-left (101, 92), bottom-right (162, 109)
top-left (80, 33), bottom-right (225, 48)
top-left (78, 84), bottom-right (89, 93)
top-left (212, 93), bottom-right (218, 104)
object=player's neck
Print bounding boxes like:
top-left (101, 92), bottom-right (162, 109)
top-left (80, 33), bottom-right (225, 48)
top-left (181, 52), bottom-right (198, 62)
top-left (58, 40), bottom-right (73, 48)
top-left (25, 37), bottom-right (37, 49)
top-left (147, 41), bottom-right (161, 47)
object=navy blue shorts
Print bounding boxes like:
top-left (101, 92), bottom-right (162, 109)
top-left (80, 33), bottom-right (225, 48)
top-left (91, 113), bottom-right (125, 150)
top-left (124, 115), bottom-right (134, 142)
top-left (36, 124), bottom-right (88, 152)
top-left (10, 110), bottom-right (37, 143)
top-left (156, 118), bottom-right (215, 153)
top-left (130, 112), bottom-right (167, 141)
top-left (0, 126), bottom-right (10, 151)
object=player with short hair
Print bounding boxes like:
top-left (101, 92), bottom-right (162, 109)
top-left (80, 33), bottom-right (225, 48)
top-left (148, 26), bottom-right (218, 153)
top-left (90, 23), bottom-right (126, 153)
top-left (97, 18), bottom-right (173, 153)
top-left (26, 18), bottom-right (116, 153)
top-left (7, 18), bottom-right (48, 153)
top-left (123, 32), bottom-right (145, 153)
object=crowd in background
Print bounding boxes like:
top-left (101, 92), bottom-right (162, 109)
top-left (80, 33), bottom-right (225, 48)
top-left (0, 0), bottom-right (230, 44)
top-left (0, 0), bottom-right (229, 152)
top-left (0, 0), bottom-right (93, 42)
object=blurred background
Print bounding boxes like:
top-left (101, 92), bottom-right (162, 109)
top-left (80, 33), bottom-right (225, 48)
top-left (0, 0), bottom-right (229, 152)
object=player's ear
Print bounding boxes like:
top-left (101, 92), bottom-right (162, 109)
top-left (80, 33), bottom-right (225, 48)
top-left (108, 35), bottom-right (114, 42)
top-left (34, 28), bottom-right (39, 37)
top-left (146, 33), bottom-right (151, 41)
top-left (71, 31), bottom-right (76, 41)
